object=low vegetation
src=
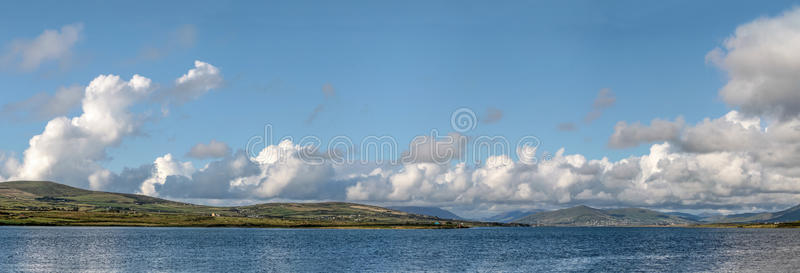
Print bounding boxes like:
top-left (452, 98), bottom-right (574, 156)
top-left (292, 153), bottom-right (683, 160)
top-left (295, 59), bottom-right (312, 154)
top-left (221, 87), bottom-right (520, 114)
top-left (0, 181), bottom-right (512, 229)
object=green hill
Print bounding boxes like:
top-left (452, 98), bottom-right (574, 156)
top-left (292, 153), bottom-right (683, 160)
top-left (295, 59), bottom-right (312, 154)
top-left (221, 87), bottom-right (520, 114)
top-left (0, 181), bottom-right (501, 228)
top-left (512, 205), bottom-right (696, 226)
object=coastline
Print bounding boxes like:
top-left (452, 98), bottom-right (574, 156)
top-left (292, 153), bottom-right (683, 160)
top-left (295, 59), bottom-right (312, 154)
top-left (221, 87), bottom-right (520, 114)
top-left (0, 210), bottom-right (516, 229)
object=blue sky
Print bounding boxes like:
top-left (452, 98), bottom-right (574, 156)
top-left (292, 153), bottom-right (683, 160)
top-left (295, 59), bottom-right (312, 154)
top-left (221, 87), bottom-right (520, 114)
top-left (1, 0), bottom-right (769, 167)
top-left (3, 1), bottom-right (800, 213)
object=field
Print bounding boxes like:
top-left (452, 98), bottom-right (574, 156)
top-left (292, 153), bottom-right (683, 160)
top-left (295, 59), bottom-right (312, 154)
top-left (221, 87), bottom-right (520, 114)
top-left (0, 181), bottom-right (507, 229)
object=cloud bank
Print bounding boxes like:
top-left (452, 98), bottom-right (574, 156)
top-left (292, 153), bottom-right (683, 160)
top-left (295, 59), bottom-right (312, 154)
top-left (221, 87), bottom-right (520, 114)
top-left (102, 114), bottom-right (800, 212)
top-left (105, 7), bottom-right (800, 212)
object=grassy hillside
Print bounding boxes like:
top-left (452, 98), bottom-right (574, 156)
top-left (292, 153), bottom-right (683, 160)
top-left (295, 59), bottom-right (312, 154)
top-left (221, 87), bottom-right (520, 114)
top-left (512, 205), bottom-right (696, 226)
top-left (0, 181), bottom-right (506, 228)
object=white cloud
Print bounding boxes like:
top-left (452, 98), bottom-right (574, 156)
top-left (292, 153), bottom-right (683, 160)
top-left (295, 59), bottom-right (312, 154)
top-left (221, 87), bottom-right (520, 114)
top-left (709, 7), bottom-right (800, 119)
top-left (340, 137), bottom-right (800, 210)
top-left (139, 154), bottom-right (196, 196)
top-left (0, 152), bottom-right (20, 182)
top-left (3, 23), bottom-right (83, 71)
top-left (1, 85), bottom-right (84, 120)
top-left (187, 140), bottom-right (231, 159)
top-left (680, 111), bottom-right (763, 153)
top-left (4, 61), bottom-right (222, 189)
top-left (233, 140), bottom-right (334, 199)
top-left (9, 74), bottom-right (152, 187)
top-left (88, 169), bottom-right (111, 191)
top-left (157, 60), bottom-right (223, 104)
top-left (136, 140), bottom-right (334, 199)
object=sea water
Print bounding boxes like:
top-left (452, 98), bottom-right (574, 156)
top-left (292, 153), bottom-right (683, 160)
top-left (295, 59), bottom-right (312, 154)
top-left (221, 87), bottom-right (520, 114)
top-left (1, 226), bottom-right (798, 272)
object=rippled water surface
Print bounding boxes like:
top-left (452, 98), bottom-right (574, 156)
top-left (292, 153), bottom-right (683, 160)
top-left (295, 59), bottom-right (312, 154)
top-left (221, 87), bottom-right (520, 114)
top-left (1, 226), bottom-right (799, 272)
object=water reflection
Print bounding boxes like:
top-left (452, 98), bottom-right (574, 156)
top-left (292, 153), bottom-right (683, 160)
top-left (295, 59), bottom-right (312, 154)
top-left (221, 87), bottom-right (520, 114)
top-left (1, 226), bottom-right (799, 272)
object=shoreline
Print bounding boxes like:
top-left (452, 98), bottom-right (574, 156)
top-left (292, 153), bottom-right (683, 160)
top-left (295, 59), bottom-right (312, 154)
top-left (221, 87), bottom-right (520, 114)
top-left (0, 210), bottom-right (502, 229)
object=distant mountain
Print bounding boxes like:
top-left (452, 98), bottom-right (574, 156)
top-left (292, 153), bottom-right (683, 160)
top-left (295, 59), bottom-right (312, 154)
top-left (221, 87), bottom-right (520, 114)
top-left (706, 204), bottom-right (800, 223)
top-left (512, 205), bottom-right (696, 226)
top-left (386, 206), bottom-right (463, 220)
top-left (482, 209), bottom-right (544, 223)
top-left (664, 212), bottom-right (704, 222)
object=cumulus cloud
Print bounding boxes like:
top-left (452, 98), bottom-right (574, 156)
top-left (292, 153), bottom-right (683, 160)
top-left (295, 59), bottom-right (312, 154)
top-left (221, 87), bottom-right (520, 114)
top-left (1, 85), bottom-right (83, 120)
top-left (3, 61), bottom-right (222, 190)
top-left (135, 140), bottom-right (334, 199)
top-left (187, 140), bottom-right (231, 159)
top-left (608, 117), bottom-right (684, 149)
top-left (139, 153), bottom-right (196, 196)
top-left (709, 7), bottom-right (800, 119)
top-left (0, 152), bottom-right (20, 182)
top-left (584, 88), bottom-right (616, 123)
top-left (156, 60), bottom-right (223, 104)
top-left (9, 74), bottom-right (153, 188)
top-left (2, 23), bottom-right (83, 71)
top-left (680, 111), bottom-right (763, 153)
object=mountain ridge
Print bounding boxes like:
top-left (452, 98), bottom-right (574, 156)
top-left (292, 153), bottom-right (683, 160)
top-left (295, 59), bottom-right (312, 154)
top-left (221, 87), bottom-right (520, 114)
top-left (387, 206), bottom-right (463, 220)
top-left (512, 205), bottom-right (695, 226)
top-left (704, 204), bottom-right (800, 223)
top-left (481, 209), bottom-right (545, 223)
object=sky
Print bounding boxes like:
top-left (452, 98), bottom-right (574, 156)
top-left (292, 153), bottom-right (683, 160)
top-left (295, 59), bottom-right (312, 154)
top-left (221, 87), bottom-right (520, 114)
top-left (2, 1), bottom-right (800, 217)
